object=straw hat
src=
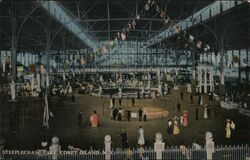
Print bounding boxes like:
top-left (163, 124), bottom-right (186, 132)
top-left (174, 116), bottom-right (179, 120)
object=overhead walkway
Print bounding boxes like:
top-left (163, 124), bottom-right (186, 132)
top-left (145, 1), bottom-right (245, 47)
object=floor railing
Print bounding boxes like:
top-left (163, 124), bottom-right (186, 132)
top-left (2, 145), bottom-right (250, 160)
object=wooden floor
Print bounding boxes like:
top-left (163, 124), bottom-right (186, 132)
top-left (3, 85), bottom-right (250, 150)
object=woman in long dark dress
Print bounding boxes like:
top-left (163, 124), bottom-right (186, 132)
top-left (167, 119), bottom-right (173, 134)
top-left (118, 108), bottom-right (122, 121)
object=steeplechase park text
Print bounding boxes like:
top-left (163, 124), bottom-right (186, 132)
top-left (2, 150), bottom-right (110, 155)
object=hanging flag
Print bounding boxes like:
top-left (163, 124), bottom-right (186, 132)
top-left (206, 45), bottom-right (210, 50)
top-left (189, 35), bottom-right (194, 42)
top-left (204, 45), bottom-right (210, 51)
top-left (117, 32), bottom-right (120, 38)
top-left (164, 17), bottom-right (170, 24)
top-left (136, 15), bottom-right (140, 20)
top-left (196, 41), bottom-right (202, 48)
top-left (160, 11), bottom-right (165, 18)
top-left (144, 3), bottom-right (150, 11)
top-left (110, 40), bottom-right (116, 49)
top-left (147, 0), bottom-right (152, 4)
top-left (128, 23), bottom-right (132, 29)
top-left (76, 50), bottom-right (79, 59)
top-left (174, 25), bottom-right (181, 33)
top-left (80, 57), bottom-right (86, 64)
top-left (156, 5), bottom-right (160, 13)
top-left (126, 23), bottom-right (131, 32)
top-left (121, 32), bottom-right (126, 41)
top-left (132, 20), bottom-right (136, 30)
top-left (151, 0), bottom-right (155, 6)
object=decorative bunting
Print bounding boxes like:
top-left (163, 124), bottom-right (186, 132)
top-left (95, 0), bottom-right (210, 58)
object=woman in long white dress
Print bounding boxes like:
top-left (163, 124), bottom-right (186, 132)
top-left (138, 126), bottom-right (145, 146)
top-left (204, 105), bottom-right (208, 119)
top-left (173, 117), bottom-right (180, 135)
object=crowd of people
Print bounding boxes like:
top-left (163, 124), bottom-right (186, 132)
top-left (174, 89), bottom-right (237, 141)
top-left (109, 107), bottom-right (147, 122)
top-left (74, 81), bottom-right (239, 153)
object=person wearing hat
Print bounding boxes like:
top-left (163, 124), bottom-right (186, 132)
top-left (120, 129), bottom-right (128, 149)
top-left (167, 119), bottom-right (173, 135)
top-left (195, 105), bottom-right (199, 120)
top-left (173, 117), bottom-right (180, 135)
top-left (190, 94), bottom-right (193, 104)
top-left (78, 111), bottom-right (82, 125)
top-left (137, 126), bottom-right (145, 147)
top-left (183, 111), bottom-right (188, 127)
top-left (180, 91), bottom-right (184, 100)
top-left (203, 104), bottom-right (208, 119)
top-left (176, 102), bottom-right (181, 114)
top-left (225, 119), bottom-right (231, 139)
top-left (90, 110), bottom-right (99, 127)
top-left (138, 108), bottom-right (143, 121)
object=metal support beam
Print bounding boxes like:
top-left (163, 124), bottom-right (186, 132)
top-left (46, 16), bottom-right (51, 73)
top-left (38, 0), bottom-right (98, 50)
top-left (85, 29), bottom-right (161, 33)
top-left (220, 35), bottom-right (224, 85)
top-left (11, 1), bottom-right (17, 82)
top-left (78, 17), bottom-right (164, 23)
top-left (107, 0), bottom-right (110, 41)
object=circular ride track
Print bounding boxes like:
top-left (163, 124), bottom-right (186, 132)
top-left (102, 96), bottom-right (176, 121)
